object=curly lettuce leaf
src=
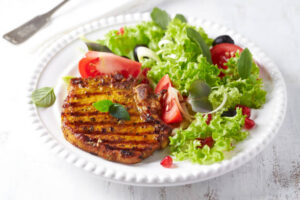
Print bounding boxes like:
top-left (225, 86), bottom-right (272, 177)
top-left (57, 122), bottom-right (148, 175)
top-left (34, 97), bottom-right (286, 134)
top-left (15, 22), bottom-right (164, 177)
top-left (221, 53), bottom-right (267, 108)
top-left (170, 108), bottom-right (247, 164)
top-left (209, 85), bottom-right (241, 110)
top-left (147, 18), bottom-right (217, 94)
top-left (96, 21), bottom-right (165, 60)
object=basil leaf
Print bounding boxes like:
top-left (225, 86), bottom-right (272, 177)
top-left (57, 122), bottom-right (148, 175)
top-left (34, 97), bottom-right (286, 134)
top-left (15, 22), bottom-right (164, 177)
top-left (187, 80), bottom-right (212, 112)
top-left (62, 76), bottom-right (74, 85)
top-left (31, 87), bottom-right (56, 108)
top-left (175, 14), bottom-right (187, 23)
top-left (186, 27), bottom-right (212, 64)
top-left (150, 7), bottom-right (171, 30)
top-left (93, 100), bottom-right (114, 112)
top-left (109, 104), bottom-right (130, 121)
top-left (237, 48), bottom-right (253, 79)
top-left (85, 42), bottom-right (112, 53)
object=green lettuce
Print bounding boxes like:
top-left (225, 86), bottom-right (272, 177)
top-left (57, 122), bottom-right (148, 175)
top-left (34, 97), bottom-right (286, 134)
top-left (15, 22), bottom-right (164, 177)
top-left (221, 53), bottom-right (267, 108)
top-left (97, 21), bottom-right (165, 60)
top-left (147, 18), bottom-right (218, 95)
top-left (169, 108), bottom-right (247, 164)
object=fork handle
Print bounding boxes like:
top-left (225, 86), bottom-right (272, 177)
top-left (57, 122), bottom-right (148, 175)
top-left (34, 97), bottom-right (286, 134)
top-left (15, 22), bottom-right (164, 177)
top-left (43, 0), bottom-right (69, 18)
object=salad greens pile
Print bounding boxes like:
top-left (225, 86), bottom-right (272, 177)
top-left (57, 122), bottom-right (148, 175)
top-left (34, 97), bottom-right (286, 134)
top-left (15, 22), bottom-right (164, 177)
top-left (85, 7), bottom-right (267, 164)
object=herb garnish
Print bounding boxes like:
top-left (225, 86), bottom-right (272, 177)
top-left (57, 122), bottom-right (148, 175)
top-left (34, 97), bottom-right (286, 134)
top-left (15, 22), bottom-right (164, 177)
top-left (175, 14), bottom-right (187, 23)
top-left (237, 48), bottom-right (253, 79)
top-left (150, 7), bottom-right (171, 30)
top-left (187, 80), bottom-right (212, 112)
top-left (186, 27), bottom-right (212, 64)
top-left (93, 100), bottom-right (130, 120)
top-left (31, 87), bottom-right (56, 107)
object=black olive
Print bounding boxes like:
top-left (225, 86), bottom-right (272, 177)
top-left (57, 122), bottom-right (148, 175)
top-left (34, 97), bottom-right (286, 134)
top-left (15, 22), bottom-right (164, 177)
top-left (221, 109), bottom-right (236, 117)
top-left (212, 35), bottom-right (234, 46)
top-left (134, 44), bottom-right (148, 61)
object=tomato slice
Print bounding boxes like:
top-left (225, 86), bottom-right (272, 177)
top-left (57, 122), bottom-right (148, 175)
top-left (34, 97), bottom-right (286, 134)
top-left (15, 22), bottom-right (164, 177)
top-left (154, 74), bottom-right (172, 94)
top-left (162, 98), bottom-right (183, 123)
top-left (210, 43), bottom-right (243, 69)
top-left (155, 75), bottom-right (183, 124)
top-left (78, 57), bottom-right (101, 78)
top-left (78, 51), bottom-right (141, 78)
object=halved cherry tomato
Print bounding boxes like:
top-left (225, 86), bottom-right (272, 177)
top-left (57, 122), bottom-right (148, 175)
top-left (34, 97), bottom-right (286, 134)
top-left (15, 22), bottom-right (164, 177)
top-left (154, 74), bottom-right (172, 94)
top-left (155, 75), bottom-right (183, 124)
top-left (210, 43), bottom-right (243, 69)
top-left (79, 51), bottom-right (141, 78)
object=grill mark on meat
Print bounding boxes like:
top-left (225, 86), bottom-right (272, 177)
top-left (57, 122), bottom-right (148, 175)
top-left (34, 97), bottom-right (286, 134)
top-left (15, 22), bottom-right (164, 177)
top-left (67, 121), bottom-right (152, 126)
top-left (102, 144), bottom-right (151, 152)
top-left (62, 112), bottom-right (140, 117)
top-left (74, 130), bottom-right (159, 136)
top-left (69, 91), bottom-right (131, 99)
top-left (63, 101), bottom-right (134, 108)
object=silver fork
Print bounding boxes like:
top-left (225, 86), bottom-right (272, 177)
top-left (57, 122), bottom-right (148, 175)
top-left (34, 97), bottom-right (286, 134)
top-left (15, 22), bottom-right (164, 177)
top-left (3, 0), bottom-right (69, 45)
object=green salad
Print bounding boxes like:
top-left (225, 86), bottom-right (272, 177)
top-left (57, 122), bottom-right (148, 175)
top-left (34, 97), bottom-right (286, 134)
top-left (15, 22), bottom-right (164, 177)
top-left (81, 7), bottom-right (267, 165)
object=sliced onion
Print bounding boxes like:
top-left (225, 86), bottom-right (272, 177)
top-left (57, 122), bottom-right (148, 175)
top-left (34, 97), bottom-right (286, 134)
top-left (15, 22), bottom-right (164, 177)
top-left (136, 46), bottom-right (160, 63)
top-left (158, 39), bottom-right (172, 48)
top-left (166, 54), bottom-right (177, 59)
top-left (205, 92), bottom-right (227, 114)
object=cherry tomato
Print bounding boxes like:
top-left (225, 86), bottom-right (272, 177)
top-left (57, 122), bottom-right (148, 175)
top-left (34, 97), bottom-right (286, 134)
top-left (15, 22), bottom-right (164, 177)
top-left (210, 43), bottom-right (243, 69)
top-left (154, 74), bottom-right (172, 94)
top-left (79, 51), bottom-right (141, 78)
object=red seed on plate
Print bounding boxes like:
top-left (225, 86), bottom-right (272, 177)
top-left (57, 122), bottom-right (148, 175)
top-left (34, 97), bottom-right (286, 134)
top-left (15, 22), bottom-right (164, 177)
top-left (244, 118), bottom-right (255, 129)
top-left (160, 156), bottom-right (173, 168)
top-left (236, 105), bottom-right (251, 118)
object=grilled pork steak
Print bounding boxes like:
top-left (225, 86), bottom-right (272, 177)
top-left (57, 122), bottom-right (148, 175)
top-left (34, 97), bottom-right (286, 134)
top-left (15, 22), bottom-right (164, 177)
top-left (61, 75), bottom-right (172, 164)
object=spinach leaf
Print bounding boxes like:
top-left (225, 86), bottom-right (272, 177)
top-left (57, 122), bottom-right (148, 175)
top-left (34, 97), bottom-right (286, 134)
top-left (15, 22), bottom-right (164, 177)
top-left (186, 27), bottom-right (212, 64)
top-left (175, 14), bottom-right (187, 23)
top-left (150, 7), bottom-right (171, 30)
top-left (237, 48), bottom-right (253, 79)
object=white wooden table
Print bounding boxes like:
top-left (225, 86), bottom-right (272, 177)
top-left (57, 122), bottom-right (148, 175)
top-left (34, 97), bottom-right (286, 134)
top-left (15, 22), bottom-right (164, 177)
top-left (0, 0), bottom-right (299, 199)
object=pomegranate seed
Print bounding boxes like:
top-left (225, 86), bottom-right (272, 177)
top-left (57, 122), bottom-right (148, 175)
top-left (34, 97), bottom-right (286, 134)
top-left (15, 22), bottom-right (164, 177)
top-left (236, 105), bottom-right (251, 118)
top-left (160, 156), bottom-right (173, 168)
top-left (197, 137), bottom-right (214, 148)
top-left (205, 114), bottom-right (212, 125)
top-left (117, 27), bottom-right (124, 35)
top-left (244, 118), bottom-right (255, 129)
top-left (218, 71), bottom-right (225, 78)
top-left (142, 68), bottom-right (150, 76)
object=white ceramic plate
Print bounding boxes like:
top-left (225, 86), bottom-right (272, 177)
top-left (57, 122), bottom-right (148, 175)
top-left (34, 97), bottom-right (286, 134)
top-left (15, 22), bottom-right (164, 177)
top-left (28, 13), bottom-right (287, 186)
